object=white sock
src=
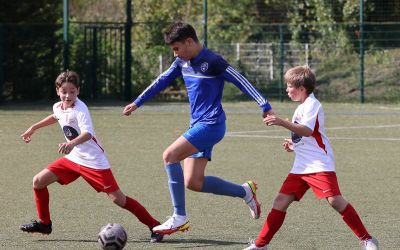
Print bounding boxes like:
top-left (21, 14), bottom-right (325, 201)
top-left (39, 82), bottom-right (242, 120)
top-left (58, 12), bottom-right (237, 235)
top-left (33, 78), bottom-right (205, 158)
top-left (173, 214), bottom-right (187, 222)
top-left (243, 184), bottom-right (252, 203)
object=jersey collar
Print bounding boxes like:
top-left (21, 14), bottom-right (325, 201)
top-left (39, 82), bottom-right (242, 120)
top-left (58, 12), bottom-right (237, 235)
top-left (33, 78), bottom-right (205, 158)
top-left (190, 46), bottom-right (208, 65)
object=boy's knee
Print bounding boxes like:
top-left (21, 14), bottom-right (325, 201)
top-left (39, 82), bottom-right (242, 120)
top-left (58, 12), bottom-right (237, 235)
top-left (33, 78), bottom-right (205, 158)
top-left (32, 175), bottom-right (45, 189)
top-left (273, 194), bottom-right (293, 211)
top-left (163, 150), bottom-right (175, 164)
top-left (327, 196), bottom-right (347, 212)
top-left (184, 179), bottom-right (202, 192)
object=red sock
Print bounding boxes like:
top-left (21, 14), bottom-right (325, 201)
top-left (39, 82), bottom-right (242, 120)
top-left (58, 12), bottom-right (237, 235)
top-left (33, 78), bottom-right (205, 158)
top-left (340, 203), bottom-right (371, 240)
top-left (34, 188), bottom-right (51, 225)
top-left (123, 196), bottom-right (160, 229)
top-left (255, 208), bottom-right (286, 247)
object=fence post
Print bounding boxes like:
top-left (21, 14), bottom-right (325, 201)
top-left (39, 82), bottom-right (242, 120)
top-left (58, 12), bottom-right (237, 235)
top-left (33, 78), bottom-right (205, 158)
top-left (203, 0), bottom-right (208, 47)
top-left (124, 0), bottom-right (132, 101)
top-left (236, 43), bottom-right (240, 61)
top-left (359, 0), bottom-right (365, 103)
top-left (305, 43), bottom-right (309, 66)
top-left (63, 0), bottom-right (69, 70)
top-left (269, 45), bottom-right (273, 80)
top-left (91, 28), bottom-right (98, 99)
top-left (0, 24), bottom-right (3, 103)
top-left (279, 25), bottom-right (284, 102)
top-left (159, 54), bottom-right (163, 75)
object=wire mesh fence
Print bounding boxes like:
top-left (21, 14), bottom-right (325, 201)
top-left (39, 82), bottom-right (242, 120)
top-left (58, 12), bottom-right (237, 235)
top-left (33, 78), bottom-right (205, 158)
top-left (1, 0), bottom-right (400, 103)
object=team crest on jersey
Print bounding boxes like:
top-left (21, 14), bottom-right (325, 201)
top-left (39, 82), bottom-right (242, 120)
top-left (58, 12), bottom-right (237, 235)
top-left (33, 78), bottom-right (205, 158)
top-left (291, 121), bottom-right (302, 143)
top-left (200, 62), bottom-right (208, 72)
top-left (63, 126), bottom-right (79, 140)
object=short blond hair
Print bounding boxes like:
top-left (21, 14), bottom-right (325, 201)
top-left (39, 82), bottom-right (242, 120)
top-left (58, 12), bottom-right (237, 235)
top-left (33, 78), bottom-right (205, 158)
top-left (284, 65), bottom-right (315, 94)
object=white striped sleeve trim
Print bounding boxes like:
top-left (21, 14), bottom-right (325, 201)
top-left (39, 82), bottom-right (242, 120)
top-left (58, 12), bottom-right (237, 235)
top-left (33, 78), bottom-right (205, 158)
top-left (138, 64), bottom-right (175, 99)
top-left (182, 74), bottom-right (216, 79)
top-left (226, 66), bottom-right (267, 106)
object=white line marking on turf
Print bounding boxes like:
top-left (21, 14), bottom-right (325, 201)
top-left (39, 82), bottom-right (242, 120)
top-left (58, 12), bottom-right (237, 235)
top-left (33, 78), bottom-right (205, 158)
top-left (226, 134), bottom-right (400, 141)
top-left (227, 124), bottom-right (400, 135)
top-left (226, 124), bottom-right (400, 141)
top-left (326, 124), bottom-right (400, 130)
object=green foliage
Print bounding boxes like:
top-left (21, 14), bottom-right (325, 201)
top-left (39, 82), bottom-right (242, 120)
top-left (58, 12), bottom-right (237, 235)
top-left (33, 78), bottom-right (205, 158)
top-left (0, 0), bottom-right (62, 101)
top-left (1, 0), bottom-right (399, 102)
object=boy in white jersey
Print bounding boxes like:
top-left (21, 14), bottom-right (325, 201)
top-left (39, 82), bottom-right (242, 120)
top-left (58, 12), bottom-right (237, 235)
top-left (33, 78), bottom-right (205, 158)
top-left (20, 70), bottom-right (163, 243)
top-left (244, 66), bottom-right (378, 250)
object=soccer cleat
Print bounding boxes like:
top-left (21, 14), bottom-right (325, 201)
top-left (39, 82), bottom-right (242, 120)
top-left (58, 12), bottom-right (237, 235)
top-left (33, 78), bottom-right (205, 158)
top-left (242, 181), bottom-right (261, 219)
top-left (150, 230), bottom-right (164, 243)
top-left (360, 236), bottom-right (379, 250)
top-left (243, 240), bottom-right (268, 250)
top-left (20, 220), bottom-right (52, 235)
top-left (152, 215), bottom-right (189, 235)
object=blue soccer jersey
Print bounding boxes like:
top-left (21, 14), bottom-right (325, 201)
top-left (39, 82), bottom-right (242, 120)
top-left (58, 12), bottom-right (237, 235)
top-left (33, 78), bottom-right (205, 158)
top-left (134, 47), bottom-right (271, 126)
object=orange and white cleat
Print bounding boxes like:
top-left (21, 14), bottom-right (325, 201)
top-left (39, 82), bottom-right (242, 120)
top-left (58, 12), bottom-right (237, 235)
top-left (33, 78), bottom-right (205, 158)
top-left (152, 215), bottom-right (190, 235)
top-left (243, 180), bottom-right (261, 219)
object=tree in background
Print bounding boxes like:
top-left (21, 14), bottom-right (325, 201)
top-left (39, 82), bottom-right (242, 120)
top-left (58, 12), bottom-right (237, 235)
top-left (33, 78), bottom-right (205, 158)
top-left (0, 0), bottom-right (62, 100)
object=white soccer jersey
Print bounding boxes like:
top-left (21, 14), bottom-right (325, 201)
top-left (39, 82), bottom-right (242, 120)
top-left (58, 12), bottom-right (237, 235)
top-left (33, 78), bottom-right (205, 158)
top-left (290, 93), bottom-right (335, 174)
top-left (53, 99), bottom-right (110, 169)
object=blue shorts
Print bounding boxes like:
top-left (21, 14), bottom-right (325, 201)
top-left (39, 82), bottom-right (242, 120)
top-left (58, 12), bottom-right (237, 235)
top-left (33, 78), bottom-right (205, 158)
top-left (183, 122), bottom-right (226, 161)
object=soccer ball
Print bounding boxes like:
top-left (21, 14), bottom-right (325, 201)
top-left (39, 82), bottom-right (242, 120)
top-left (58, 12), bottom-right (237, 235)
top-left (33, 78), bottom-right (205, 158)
top-left (97, 223), bottom-right (128, 250)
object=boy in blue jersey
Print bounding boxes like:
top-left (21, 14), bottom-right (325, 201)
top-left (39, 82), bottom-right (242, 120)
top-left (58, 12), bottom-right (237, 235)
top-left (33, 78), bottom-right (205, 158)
top-left (123, 22), bottom-right (274, 235)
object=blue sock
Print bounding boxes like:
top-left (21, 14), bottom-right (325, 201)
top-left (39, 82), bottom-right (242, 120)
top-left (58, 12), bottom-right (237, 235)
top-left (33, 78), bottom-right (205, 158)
top-left (165, 163), bottom-right (186, 216)
top-left (201, 176), bottom-right (246, 198)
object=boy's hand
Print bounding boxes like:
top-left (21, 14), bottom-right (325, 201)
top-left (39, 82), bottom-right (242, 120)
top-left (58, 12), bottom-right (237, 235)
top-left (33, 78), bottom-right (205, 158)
top-left (263, 114), bottom-right (282, 126)
top-left (58, 142), bottom-right (75, 154)
top-left (123, 103), bottom-right (137, 116)
top-left (282, 138), bottom-right (294, 152)
top-left (21, 127), bottom-right (35, 143)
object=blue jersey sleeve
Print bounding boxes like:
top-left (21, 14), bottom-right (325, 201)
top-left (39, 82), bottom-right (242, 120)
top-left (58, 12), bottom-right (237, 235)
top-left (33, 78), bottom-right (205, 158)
top-left (223, 66), bottom-right (272, 112)
top-left (133, 61), bottom-right (182, 107)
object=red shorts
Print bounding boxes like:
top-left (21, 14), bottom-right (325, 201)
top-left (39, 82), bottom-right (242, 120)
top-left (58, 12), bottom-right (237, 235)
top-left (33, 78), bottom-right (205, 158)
top-left (47, 157), bottom-right (119, 193)
top-left (279, 171), bottom-right (341, 201)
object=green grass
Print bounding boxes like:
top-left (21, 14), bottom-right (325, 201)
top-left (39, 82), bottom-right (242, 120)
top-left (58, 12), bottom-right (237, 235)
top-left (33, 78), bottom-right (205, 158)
top-left (1, 101), bottom-right (399, 249)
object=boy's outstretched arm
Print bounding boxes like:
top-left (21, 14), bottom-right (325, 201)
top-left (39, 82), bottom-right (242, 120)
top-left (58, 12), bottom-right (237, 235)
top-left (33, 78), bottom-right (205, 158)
top-left (264, 115), bottom-right (313, 137)
top-left (21, 114), bottom-right (58, 143)
top-left (122, 103), bottom-right (138, 116)
top-left (58, 131), bottom-right (92, 154)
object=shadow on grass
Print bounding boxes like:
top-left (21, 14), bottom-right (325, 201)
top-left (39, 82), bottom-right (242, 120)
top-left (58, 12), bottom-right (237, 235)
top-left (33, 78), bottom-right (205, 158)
top-left (37, 239), bottom-right (98, 243)
top-left (159, 238), bottom-right (245, 248)
top-left (37, 238), bottom-right (245, 247)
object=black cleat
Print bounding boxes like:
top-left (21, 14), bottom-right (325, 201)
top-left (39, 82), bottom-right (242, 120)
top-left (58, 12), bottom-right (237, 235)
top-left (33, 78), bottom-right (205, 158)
top-left (20, 220), bottom-right (52, 235)
top-left (150, 231), bottom-right (164, 243)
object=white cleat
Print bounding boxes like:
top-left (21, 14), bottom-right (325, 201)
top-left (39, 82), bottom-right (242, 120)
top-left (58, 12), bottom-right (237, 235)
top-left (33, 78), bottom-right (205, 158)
top-left (242, 180), bottom-right (261, 219)
top-left (244, 242), bottom-right (268, 250)
top-left (360, 236), bottom-right (379, 250)
top-left (152, 214), bottom-right (189, 235)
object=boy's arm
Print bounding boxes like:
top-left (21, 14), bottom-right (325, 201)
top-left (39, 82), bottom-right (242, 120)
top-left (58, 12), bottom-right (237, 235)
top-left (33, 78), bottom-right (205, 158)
top-left (21, 114), bottom-right (58, 143)
top-left (58, 131), bottom-right (92, 154)
top-left (223, 66), bottom-right (272, 113)
top-left (123, 62), bottom-right (181, 116)
top-left (264, 115), bottom-right (313, 137)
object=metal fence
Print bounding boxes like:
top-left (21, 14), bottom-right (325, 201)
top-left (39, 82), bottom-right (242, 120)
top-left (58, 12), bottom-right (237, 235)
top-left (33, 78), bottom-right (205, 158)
top-left (1, 22), bottom-right (399, 103)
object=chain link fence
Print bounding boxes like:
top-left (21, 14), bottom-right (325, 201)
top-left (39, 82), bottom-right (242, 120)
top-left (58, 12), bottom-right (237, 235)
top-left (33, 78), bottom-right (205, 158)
top-left (1, 22), bottom-right (399, 103)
